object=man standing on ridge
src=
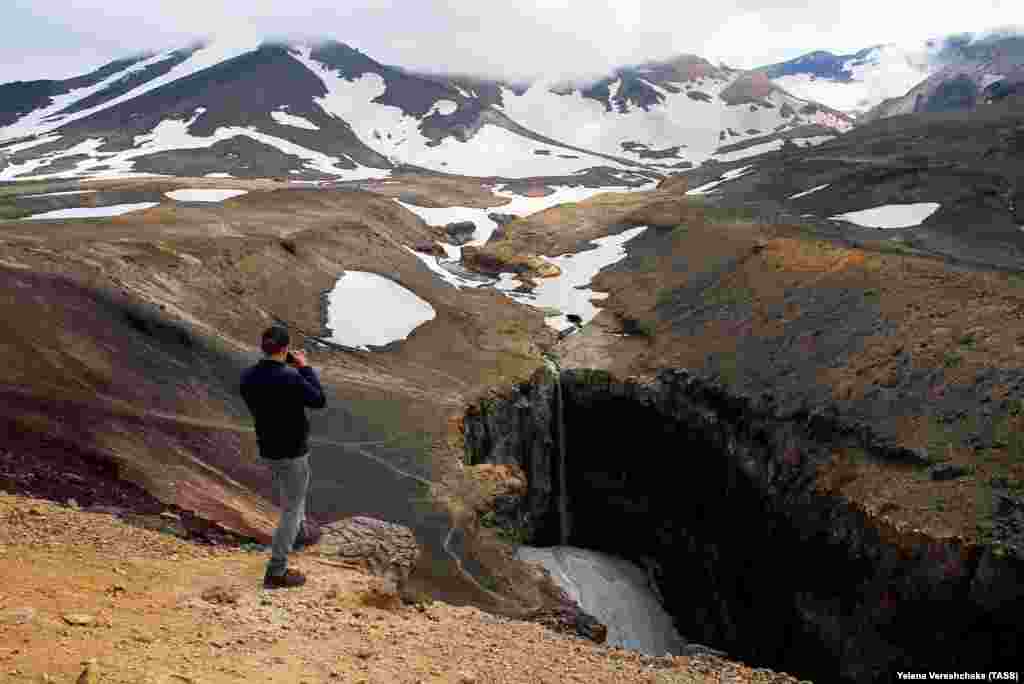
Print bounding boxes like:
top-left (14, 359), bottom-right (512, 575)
top-left (240, 325), bottom-right (327, 588)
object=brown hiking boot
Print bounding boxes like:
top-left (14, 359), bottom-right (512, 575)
top-left (263, 568), bottom-right (307, 589)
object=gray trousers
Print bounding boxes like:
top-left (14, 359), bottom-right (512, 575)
top-left (264, 452), bottom-right (310, 576)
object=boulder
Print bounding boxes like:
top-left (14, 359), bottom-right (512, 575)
top-left (928, 463), bottom-right (970, 481)
top-left (318, 517), bottom-right (420, 591)
top-left (487, 213), bottom-right (517, 226)
top-left (445, 221), bottom-right (477, 245)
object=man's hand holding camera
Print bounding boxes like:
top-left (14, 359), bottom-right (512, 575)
top-left (286, 350), bottom-right (308, 368)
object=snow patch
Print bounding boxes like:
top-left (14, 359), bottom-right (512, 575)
top-left (21, 202), bottom-right (158, 220)
top-left (325, 271), bottom-right (436, 350)
top-left (432, 100), bottom-right (458, 116)
top-left (685, 165), bottom-right (754, 195)
top-left (712, 139), bottom-right (784, 162)
top-left (830, 202), bottom-right (941, 229)
top-left (788, 183), bottom-right (830, 199)
top-left (18, 189), bottom-right (98, 199)
top-left (495, 226), bottom-right (648, 331)
top-left (403, 248), bottom-right (492, 290)
top-left (165, 189), bottom-right (249, 202)
top-left (270, 110), bottom-right (321, 130)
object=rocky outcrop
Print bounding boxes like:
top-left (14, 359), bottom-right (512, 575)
top-left (462, 366), bottom-right (560, 540)
top-left (461, 368), bottom-right (1024, 683)
top-left (487, 212), bottom-right (518, 226)
top-left (461, 244), bottom-right (561, 279)
top-left (318, 516), bottom-right (421, 593)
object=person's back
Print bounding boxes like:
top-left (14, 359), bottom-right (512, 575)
top-left (239, 325), bottom-right (327, 588)
top-left (240, 357), bottom-right (326, 460)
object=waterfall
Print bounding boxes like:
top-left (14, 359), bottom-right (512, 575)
top-left (544, 355), bottom-right (570, 545)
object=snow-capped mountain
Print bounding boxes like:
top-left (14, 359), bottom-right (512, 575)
top-left (758, 45), bottom-right (932, 118)
top-left (0, 40), bottom-right (854, 183)
top-left (759, 31), bottom-right (1024, 121)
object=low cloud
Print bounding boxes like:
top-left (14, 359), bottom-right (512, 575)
top-left (1, 0), bottom-right (1020, 84)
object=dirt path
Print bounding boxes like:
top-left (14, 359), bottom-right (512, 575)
top-left (0, 493), bottom-right (804, 684)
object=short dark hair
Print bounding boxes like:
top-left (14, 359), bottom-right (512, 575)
top-left (261, 325), bottom-right (290, 355)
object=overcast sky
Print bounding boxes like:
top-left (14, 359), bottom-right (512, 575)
top-left (2, 0), bottom-right (1020, 84)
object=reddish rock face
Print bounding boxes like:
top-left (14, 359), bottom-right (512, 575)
top-left (411, 241), bottom-right (447, 258)
top-left (719, 72), bottom-right (775, 106)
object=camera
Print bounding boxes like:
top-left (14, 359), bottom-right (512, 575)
top-left (285, 351), bottom-right (296, 365)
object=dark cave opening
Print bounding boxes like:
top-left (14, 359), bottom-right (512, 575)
top-left (521, 384), bottom-right (1020, 683)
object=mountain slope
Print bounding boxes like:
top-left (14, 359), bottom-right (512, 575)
top-left (0, 41), bottom-right (854, 182)
top-left (860, 34), bottom-right (1024, 123)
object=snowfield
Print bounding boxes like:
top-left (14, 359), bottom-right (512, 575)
top-left (830, 202), bottom-right (941, 229)
top-left (325, 271), bottom-right (436, 349)
top-left (495, 75), bottom-right (834, 166)
top-left (290, 47), bottom-right (625, 177)
top-left (165, 189), bottom-right (249, 202)
top-left (21, 202), bottom-right (158, 220)
top-left (399, 183), bottom-right (651, 249)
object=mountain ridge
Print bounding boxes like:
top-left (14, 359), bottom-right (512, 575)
top-left (0, 39), bottom-right (853, 182)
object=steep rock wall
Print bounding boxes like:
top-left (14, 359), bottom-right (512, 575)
top-left (462, 367), bottom-right (1024, 683)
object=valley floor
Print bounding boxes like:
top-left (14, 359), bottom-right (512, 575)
top-left (0, 492), bottom-right (805, 684)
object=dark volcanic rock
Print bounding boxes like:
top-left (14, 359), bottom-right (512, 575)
top-left (927, 462), bottom-right (971, 481)
top-left (0, 55), bottom-right (149, 127)
top-left (445, 221), bottom-right (477, 245)
top-left (525, 592), bottom-right (609, 644)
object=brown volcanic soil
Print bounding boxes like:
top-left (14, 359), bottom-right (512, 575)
top-left (0, 177), bottom-right (557, 555)
top-left (0, 492), bottom-right (802, 684)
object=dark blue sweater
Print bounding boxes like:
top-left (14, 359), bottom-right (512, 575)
top-left (239, 359), bottom-right (327, 460)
